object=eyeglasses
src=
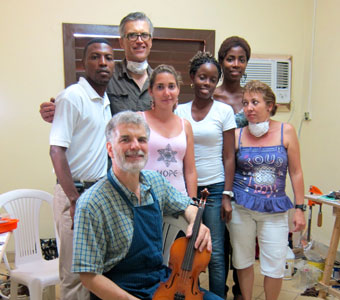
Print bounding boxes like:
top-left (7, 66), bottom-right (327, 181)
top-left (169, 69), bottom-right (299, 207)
top-left (125, 32), bottom-right (152, 42)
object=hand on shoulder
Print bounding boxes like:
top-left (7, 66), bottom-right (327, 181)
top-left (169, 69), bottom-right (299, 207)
top-left (40, 97), bottom-right (56, 123)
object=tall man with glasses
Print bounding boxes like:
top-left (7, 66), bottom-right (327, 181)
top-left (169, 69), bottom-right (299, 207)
top-left (39, 12), bottom-right (154, 122)
top-left (108, 12), bottom-right (153, 115)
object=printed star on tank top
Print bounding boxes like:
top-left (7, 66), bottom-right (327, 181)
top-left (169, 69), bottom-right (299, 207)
top-left (157, 144), bottom-right (178, 167)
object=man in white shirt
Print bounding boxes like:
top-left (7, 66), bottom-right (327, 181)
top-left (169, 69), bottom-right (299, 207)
top-left (49, 38), bottom-right (114, 300)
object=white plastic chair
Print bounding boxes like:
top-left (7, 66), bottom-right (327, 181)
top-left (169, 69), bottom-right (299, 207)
top-left (0, 189), bottom-right (60, 300)
top-left (162, 214), bottom-right (188, 266)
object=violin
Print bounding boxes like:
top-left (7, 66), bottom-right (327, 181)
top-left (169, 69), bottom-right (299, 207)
top-left (153, 188), bottom-right (211, 300)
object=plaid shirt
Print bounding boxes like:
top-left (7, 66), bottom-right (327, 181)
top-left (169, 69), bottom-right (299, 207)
top-left (72, 169), bottom-right (191, 274)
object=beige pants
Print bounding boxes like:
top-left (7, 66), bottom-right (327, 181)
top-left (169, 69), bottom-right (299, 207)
top-left (53, 184), bottom-right (90, 300)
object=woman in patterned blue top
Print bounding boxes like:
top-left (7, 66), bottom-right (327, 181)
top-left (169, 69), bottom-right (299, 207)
top-left (228, 80), bottom-right (306, 300)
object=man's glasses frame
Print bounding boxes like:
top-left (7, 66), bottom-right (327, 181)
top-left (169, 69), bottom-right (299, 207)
top-left (124, 32), bottom-right (152, 42)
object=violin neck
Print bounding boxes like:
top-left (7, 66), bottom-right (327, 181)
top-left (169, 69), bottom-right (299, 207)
top-left (181, 206), bottom-right (204, 271)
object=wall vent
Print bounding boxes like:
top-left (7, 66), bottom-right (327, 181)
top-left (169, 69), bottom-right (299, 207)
top-left (242, 58), bottom-right (292, 104)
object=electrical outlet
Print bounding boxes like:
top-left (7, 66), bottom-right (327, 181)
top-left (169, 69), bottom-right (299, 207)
top-left (304, 112), bottom-right (312, 121)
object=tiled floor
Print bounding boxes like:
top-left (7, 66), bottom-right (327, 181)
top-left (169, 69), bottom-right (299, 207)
top-left (199, 260), bottom-right (336, 300)
top-left (1, 260), bottom-right (338, 299)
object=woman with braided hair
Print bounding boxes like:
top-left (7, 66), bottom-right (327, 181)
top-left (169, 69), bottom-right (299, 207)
top-left (176, 51), bottom-right (236, 298)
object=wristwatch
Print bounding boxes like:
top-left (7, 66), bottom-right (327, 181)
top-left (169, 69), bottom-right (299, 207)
top-left (295, 204), bottom-right (307, 211)
top-left (222, 191), bottom-right (234, 198)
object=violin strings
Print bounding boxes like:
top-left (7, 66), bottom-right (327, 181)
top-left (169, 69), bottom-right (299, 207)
top-left (179, 270), bottom-right (191, 293)
top-left (175, 198), bottom-right (207, 296)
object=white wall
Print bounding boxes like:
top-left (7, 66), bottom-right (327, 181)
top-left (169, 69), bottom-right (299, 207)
top-left (0, 0), bottom-right (339, 249)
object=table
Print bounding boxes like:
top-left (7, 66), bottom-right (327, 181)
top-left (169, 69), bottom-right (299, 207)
top-left (0, 232), bottom-right (11, 263)
top-left (305, 194), bottom-right (340, 299)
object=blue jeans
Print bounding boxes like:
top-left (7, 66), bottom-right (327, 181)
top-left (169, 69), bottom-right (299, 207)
top-left (198, 182), bottom-right (226, 298)
top-left (202, 288), bottom-right (224, 300)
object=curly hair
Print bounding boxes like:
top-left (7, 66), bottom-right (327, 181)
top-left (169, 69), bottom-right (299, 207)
top-left (218, 36), bottom-right (251, 65)
top-left (189, 51), bottom-right (222, 80)
top-left (243, 80), bottom-right (278, 116)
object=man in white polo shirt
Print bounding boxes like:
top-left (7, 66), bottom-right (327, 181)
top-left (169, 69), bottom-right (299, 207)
top-left (49, 38), bottom-right (114, 300)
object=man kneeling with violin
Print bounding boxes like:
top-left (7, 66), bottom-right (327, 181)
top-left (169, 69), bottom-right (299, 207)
top-left (72, 111), bottom-right (223, 300)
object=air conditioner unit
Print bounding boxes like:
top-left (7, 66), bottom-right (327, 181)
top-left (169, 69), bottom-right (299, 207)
top-left (241, 58), bottom-right (292, 104)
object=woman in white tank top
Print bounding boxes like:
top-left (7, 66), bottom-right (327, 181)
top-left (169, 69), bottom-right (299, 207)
top-left (141, 65), bottom-right (197, 198)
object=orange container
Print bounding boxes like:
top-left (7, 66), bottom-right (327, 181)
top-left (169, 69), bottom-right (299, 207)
top-left (0, 218), bottom-right (19, 234)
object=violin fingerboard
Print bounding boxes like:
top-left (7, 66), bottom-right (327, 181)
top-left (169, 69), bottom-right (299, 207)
top-left (181, 207), bottom-right (204, 271)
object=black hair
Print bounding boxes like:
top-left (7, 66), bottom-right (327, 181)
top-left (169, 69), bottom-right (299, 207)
top-left (218, 36), bottom-right (251, 64)
top-left (189, 51), bottom-right (222, 80)
top-left (83, 38), bottom-right (112, 59)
